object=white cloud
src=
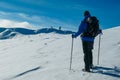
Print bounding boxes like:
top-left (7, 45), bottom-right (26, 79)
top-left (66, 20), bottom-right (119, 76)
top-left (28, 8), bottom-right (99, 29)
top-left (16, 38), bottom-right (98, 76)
top-left (0, 19), bottom-right (33, 28)
top-left (0, 11), bottom-right (75, 30)
top-left (18, 13), bottom-right (42, 23)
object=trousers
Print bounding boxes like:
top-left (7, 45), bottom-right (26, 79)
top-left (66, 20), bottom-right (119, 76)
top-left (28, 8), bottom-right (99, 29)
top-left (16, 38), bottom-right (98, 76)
top-left (82, 41), bottom-right (94, 71)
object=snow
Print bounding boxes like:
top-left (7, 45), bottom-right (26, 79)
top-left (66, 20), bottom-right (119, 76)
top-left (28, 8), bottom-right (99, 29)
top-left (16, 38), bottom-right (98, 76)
top-left (0, 26), bottom-right (120, 80)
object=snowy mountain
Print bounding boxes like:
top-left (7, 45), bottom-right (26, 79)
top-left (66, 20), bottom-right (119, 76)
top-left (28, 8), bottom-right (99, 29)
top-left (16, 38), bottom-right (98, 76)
top-left (0, 27), bottom-right (74, 39)
top-left (0, 26), bottom-right (120, 80)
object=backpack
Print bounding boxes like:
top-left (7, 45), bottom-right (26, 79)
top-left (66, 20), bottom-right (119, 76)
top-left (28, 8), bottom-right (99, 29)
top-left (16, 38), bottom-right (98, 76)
top-left (83, 16), bottom-right (99, 37)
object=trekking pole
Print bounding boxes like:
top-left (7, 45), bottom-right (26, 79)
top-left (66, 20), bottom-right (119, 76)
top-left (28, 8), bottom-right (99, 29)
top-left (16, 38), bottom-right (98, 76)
top-left (97, 34), bottom-right (101, 65)
top-left (70, 38), bottom-right (74, 70)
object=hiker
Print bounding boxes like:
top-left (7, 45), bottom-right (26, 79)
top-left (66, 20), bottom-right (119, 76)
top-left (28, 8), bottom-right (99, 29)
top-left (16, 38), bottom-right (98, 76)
top-left (72, 10), bottom-right (102, 72)
top-left (59, 26), bottom-right (61, 30)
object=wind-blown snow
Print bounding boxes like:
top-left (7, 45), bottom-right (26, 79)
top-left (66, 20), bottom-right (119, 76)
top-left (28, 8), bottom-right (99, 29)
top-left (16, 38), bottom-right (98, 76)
top-left (0, 26), bottom-right (120, 80)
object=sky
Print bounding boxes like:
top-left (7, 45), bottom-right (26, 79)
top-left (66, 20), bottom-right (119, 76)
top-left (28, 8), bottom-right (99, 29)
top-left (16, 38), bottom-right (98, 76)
top-left (0, 0), bottom-right (120, 30)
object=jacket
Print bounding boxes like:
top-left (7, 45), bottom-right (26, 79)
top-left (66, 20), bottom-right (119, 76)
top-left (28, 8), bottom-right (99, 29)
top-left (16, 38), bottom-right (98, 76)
top-left (73, 14), bottom-right (94, 42)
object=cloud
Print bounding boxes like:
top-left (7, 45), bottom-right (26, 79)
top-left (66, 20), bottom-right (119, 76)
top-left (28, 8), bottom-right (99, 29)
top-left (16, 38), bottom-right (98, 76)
top-left (0, 11), bottom-right (75, 30)
top-left (0, 1), bottom-right (79, 30)
top-left (0, 19), bottom-right (33, 28)
top-left (0, 11), bottom-right (44, 28)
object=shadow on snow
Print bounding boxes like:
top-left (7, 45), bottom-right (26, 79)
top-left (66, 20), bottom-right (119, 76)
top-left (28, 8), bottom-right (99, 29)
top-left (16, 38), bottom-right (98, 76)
top-left (93, 66), bottom-right (120, 78)
top-left (13, 66), bottom-right (40, 78)
top-left (5, 66), bottom-right (41, 80)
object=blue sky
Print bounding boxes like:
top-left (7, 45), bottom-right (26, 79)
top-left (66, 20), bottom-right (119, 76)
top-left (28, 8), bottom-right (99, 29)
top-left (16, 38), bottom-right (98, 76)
top-left (0, 0), bottom-right (120, 30)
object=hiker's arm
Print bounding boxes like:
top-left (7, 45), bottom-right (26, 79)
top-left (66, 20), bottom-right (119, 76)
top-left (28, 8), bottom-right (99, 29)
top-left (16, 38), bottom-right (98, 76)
top-left (72, 21), bottom-right (86, 38)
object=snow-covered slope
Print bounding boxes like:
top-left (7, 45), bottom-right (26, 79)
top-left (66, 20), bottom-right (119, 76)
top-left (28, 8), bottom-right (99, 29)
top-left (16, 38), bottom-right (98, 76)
top-left (0, 26), bottom-right (120, 80)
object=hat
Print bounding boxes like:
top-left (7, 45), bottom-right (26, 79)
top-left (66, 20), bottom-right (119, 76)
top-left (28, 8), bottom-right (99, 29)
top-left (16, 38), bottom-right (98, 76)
top-left (84, 10), bottom-right (90, 16)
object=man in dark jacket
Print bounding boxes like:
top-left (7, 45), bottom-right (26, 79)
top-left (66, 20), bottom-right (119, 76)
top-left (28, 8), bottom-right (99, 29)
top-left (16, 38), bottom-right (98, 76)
top-left (72, 11), bottom-right (101, 72)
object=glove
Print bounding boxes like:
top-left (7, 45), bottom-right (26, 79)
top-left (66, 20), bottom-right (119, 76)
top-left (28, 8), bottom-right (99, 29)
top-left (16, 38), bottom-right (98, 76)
top-left (72, 34), bottom-right (76, 38)
top-left (99, 29), bottom-right (103, 35)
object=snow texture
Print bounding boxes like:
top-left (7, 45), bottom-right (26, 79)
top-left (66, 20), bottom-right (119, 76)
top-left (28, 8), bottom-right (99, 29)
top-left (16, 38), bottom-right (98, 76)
top-left (0, 26), bottom-right (120, 80)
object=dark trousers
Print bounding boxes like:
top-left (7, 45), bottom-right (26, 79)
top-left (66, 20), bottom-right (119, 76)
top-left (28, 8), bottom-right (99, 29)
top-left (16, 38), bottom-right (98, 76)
top-left (82, 41), bottom-right (94, 71)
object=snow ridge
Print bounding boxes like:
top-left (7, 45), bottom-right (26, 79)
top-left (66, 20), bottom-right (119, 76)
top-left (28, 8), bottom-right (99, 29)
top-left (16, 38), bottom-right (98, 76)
top-left (0, 27), bottom-right (74, 39)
